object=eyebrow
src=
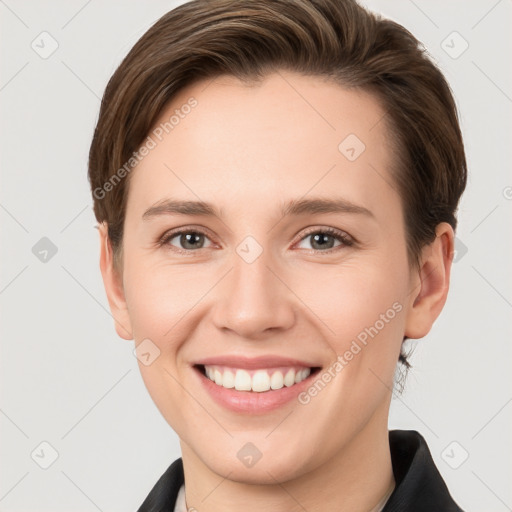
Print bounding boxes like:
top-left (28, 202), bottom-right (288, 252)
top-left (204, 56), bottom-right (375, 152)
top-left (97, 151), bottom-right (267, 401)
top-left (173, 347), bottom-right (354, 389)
top-left (142, 196), bottom-right (374, 221)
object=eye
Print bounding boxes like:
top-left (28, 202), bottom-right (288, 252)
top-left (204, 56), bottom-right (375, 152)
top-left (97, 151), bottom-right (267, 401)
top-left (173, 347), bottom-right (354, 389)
top-left (158, 228), bottom-right (214, 254)
top-left (295, 227), bottom-right (353, 253)
top-left (157, 226), bottom-right (354, 255)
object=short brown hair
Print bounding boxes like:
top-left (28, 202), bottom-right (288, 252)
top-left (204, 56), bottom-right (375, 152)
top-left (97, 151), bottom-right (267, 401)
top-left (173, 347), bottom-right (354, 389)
top-left (88, 0), bottom-right (467, 369)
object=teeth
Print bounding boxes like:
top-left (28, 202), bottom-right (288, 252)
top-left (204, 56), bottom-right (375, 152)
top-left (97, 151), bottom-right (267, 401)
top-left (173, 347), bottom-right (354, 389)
top-left (270, 371), bottom-right (284, 390)
top-left (222, 369), bottom-right (235, 388)
top-left (203, 365), bottom-right (311, 392)
top-left (284, 368), bottom-right (295, 387)
top-left (234, 369), bottom-right (252, 391)
top-left (252, 370), bottom-right (270, 392)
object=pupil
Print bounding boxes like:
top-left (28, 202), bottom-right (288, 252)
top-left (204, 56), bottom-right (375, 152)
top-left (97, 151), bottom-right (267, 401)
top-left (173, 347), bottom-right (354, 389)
top-left (182, 232), bottom-right (203, 249)
top-left (312, 233), bottom-right (333, 250)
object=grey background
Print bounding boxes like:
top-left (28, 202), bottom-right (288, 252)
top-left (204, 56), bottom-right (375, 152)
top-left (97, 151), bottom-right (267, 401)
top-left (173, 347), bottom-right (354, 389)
top-left (1, 1), bottom-right (511, 510)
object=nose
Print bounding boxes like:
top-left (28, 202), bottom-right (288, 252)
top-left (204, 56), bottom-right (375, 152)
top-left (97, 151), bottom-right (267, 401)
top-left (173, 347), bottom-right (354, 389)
top-left (211, 245), bottom-right (296, 340)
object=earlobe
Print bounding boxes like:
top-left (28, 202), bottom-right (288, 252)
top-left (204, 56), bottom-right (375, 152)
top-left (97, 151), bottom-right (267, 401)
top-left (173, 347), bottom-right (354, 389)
top-left (404, 223), bottom-right (454, 339)
top-left (98, 222), bottom-right (133, 340)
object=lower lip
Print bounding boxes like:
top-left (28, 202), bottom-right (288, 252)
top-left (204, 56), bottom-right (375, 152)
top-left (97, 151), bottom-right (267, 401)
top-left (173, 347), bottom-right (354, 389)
top-left (193, 366), bottom-right (320, 414)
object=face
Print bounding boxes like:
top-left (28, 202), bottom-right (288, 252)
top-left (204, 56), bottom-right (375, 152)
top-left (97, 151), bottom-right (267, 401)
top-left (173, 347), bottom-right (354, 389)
top-left (100, 71), bottom-right (450, 484)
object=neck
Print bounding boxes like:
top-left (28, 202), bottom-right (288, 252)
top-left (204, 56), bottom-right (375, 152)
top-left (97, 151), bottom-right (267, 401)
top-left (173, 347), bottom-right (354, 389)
top-left (180, 411), bottom-right (395, 512)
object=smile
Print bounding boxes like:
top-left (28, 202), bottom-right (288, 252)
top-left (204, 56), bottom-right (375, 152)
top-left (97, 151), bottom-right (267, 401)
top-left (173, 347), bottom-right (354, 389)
top-left (193, 362), bottom-right (322, 414)
top-left (201, 364), bottom-right (313, 392)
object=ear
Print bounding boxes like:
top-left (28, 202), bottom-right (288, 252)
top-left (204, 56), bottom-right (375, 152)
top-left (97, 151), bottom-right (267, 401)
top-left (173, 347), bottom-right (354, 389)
top-left (98, 222), bottom-right (133, 340)
top-left (404, 222), bottom-right (455, 339)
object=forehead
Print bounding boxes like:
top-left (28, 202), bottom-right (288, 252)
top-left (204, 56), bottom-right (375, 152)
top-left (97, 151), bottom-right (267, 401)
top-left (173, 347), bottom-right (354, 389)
top-left (126, 70), bottom-right (399, 221)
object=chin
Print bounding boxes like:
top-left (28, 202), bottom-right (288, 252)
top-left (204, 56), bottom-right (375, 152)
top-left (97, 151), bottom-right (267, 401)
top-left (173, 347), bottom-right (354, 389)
top-left (197, 439), bottom-right (317, 485)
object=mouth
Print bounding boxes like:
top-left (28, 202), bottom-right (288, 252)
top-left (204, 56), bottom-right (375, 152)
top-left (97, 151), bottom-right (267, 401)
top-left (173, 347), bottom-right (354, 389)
top-left (194, 364), bottom-right (322, 393)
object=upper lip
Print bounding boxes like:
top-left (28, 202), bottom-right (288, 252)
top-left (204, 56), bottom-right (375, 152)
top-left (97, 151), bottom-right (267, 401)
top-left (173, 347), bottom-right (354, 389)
top-left (193, 355), bottom-right (320, 370)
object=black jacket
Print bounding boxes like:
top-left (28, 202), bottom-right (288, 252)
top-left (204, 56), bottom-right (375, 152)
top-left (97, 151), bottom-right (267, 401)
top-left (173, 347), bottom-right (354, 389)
top-left (137, 429), bottom-right (465, 511)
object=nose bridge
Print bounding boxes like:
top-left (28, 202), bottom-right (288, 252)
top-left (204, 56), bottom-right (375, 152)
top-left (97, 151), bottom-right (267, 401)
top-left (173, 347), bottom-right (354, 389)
top-left (211, 235), bottom-right (294, 337)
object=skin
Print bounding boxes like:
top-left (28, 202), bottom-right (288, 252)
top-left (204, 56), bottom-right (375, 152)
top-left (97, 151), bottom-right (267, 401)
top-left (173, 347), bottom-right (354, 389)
top-left (98, 70), bottom-right (454, 512)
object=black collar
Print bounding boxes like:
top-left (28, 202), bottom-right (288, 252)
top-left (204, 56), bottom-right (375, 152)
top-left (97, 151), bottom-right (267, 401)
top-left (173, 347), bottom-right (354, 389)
top-left (382, 430), bottom-right (464, 511)
top-left (137, 429), bottom-right (465, 512)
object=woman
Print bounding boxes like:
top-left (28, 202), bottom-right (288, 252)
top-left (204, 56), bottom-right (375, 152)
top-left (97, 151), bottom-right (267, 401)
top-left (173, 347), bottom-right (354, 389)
top-left (88, 0), bottom-right (467, 510)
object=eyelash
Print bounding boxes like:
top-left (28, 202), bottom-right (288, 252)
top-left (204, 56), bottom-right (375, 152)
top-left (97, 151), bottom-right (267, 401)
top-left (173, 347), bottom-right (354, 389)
top-left (157, 226), bottom-right (354, 255)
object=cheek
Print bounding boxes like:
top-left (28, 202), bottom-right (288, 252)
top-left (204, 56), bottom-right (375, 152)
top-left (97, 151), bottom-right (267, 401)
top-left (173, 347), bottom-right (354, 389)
top-left (123, 260), bottom-right (207, 345)
top-left (123, 262), bottom-right (198, 426)
top-left (293, 258), bottom-right (408, 392)
top-left (299, 258), bottom-right (407, 335)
